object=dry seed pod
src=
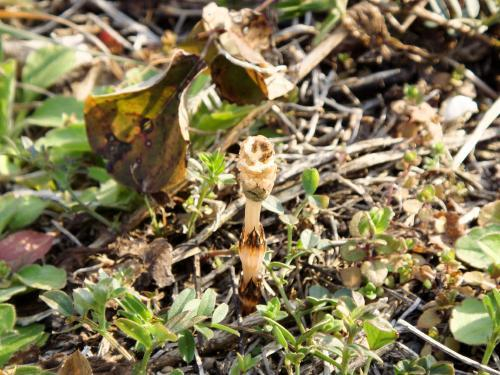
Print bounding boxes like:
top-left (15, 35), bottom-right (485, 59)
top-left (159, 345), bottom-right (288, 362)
top-left (237, 135), bottom-right (277, 315)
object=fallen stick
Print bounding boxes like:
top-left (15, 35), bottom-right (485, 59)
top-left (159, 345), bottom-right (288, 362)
top-left (397, 319), bottom-right (500, 375)
top-left (293, 27), bottom-right (348, 82)
top-left (452, 97), bottom-right (500, 169)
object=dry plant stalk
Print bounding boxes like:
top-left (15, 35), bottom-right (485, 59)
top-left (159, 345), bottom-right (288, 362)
top-left (237, 135), bottom-right (277, 315)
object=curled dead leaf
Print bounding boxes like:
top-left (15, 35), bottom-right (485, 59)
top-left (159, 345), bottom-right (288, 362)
top-left (202, 2), bottom-right (271, 64)
top-left (210, 54), bottom-right (267, 105)
top-left (84, 50), bottom-right (204, 193)
top-left (185, 2), bottom-right (294, 104)
top-left (392, 100), bottom-right (443, 145)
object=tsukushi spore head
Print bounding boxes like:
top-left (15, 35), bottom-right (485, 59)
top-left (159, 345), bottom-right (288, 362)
top-left (237, 135), bottom-right (277, 315)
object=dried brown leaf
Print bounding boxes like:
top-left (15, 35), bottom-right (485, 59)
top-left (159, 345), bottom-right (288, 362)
top-left (445, 211), bottom-right (465, 241)
top-left (417, 307), bottom-right (442, 329)
top-left (57, 350), bottom-right (93, 375)
top-left (339, 266), bottom-right (362, 289)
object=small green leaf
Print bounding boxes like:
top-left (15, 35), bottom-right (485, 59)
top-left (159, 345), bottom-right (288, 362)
top-left (279, 214), bottom-right (299, 226)
top-left (183, 298), bottom-right (201, 314)
top-left (0, 59), bottom-right (16, 137)
top-left (263, 317), bottom-right (296, 346)
top-left (272, 325), bottom-right (288, 350)
top-left (302, 168), bottom-right (320, 195)
top-left (482, 289), bottom-right (500, 326)
top-left (369, 207), bottom-right (394, 234)
top-left (115, 318), bottom-right (152, 350)
top-left (168, 289), bottom-right (196, 319)
top-left (263, 195), bottom-right (285, 215)
top-left (0, 324), bottom-right (47, 367)
top-left (340, 240), bottom-right (366, 262)
top-left (35, 124), bottom-right (91, 155)
top-left (12, 365), bottom-right (55, 375)
top-left (456, 225), bottom-right (500, 269)
top-left (178, 330), bottom-right (195, 363)
top-left (0, 285), bottom-right (27, 303)
top-left (299, 229), bottom-right (320, 250)
top-left (348, 211), bottom-right (371, 238)
top-left (193, 102), bottom-right (254, 132)
top-left (374, 234), bottom-right (403, 255)
top-left (212, 303), bottom-right (229, 324)
top-left (0, 195), bottom-right (49, 234)
top-left (210, 322), bottom-right (240, 337)
top-left (150, 323), bottom-right (177, 343)
top-left (22, 45), bottom-right (77, 102)
top-left (450, 298), bottom-right (493, 345)
top-left (418, 185), bottom-right (436, 202)
top-left (195, 324), bottom-right (214, 340)
top-left (308, 284), bottom-right (333, 299)
top-left (198, 289), bottom-right (216, 316)
top-left (363, 318), bottom-right (398, 350)
top-left (15, 265), bottom-right (66, 290)
top-left (310, 194), bottom-right (329, 209)
top-left (0, 303), bottom-right (16, 334)
top-left (40, 290), bottom-right (74, 317)
top-left (118, 293), bottom-right (152, 322)
top-left (26, 96), bottom-right (83, 128)
top-left (72, 288), bottom-right (95, 316)
top-left (8, 197), bottom-right (49, 232)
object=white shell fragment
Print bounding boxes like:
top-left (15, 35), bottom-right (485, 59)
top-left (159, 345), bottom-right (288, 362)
top-left (440, 95), bottom-right (478, 123)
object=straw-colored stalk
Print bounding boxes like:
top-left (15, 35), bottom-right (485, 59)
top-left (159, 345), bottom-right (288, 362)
top-left (237, 135), bottom-right (277, 315)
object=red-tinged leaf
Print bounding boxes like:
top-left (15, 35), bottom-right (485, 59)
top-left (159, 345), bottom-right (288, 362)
top-left (84, 50), bottom-right (204, 193)
top-left (0, 230), bottom-right (54, 271)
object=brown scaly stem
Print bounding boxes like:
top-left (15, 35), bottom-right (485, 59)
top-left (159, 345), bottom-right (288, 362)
top-left (237, 135), bottom-right (277, 315)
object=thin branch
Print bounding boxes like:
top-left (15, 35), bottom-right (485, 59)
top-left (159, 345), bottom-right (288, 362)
top-left (452, 97), bottom-right (500, 169)
top-left (397, 319), bottom-right (500, 375)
